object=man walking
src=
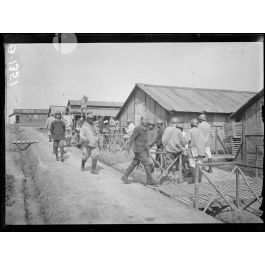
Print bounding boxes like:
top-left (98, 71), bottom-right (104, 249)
top-left (198, 113), bottom-right (213, 173)
top-left (124, 119), bottom-right (135, 139)
top-left (162, 117), bottom-right (186, 171)
top-left (109, 116), bottom-right (116, 134)
top-left (147, 119), bottom-right (158, 169)
top-left (50, 111), bottom-right (66, 162)
top-left (155, 119), bottom-right (165, 164)
top-left (121, 115), bottom-right (159, 186)
top-left (63, 110), bottom-right (73, 147)
top-left (45, 113), bottom-right (55, 142)
top-left (187, 119), bottom-right (206, 183)
top-left (80, 113), bottom-right (102, 174)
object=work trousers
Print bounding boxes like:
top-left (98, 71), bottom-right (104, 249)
top-left (130, 151), bottom-right (151, 168)
top-left (82, 145), bottom-right (99, 162)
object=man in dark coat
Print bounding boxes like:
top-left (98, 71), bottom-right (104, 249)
top-left (50, 111), bottom-right (66, 162)
top-left (121, 114), bottom-right (159, 186)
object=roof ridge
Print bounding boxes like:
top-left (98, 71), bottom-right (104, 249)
top-left (136, 83), bottom-right (257, 94)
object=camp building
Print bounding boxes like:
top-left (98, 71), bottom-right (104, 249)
top-left (66, 99), bottom-right (123, 125)
top-left (48, 105), bottom-right (67, 116)
top-left (8, 109), bottom-right (49, 126)
top-left (116, 83), bottom-right (257, 154)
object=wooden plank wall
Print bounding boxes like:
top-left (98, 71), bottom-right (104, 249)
top-left (241, 96), bottom-right (264, 176)
top-left (17, 114), bottom-right (48, 125)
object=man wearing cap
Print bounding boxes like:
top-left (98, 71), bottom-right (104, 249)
top-left (155, 119), bottom-right (165, 164)
top-left (187, 118), bottom-right (206, 183)
top-left (45, 113), bottom-right (55, 142)
top-left (147, 119), bottom-right (158, 169)
top-left (198, 113), bottom-right (213, 173)
top-left (121, 114), bottom-right (159, 186)
top-left (98, 116), bottom-right (104, 134)
top-left (50, 111), bottom-right (66, 162)
top-left (109, 116), bottom-right (116, 134)
top-left (63, 110), bottom-right (73, 147)
top-left (162, 117), bottom-right (186, 170)
top-left (76, 117), bottom-right (84, 144)
top-left (80, 113), bottom-right (102, 174)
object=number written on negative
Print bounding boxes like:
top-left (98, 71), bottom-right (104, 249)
top-left (8, 44), bottom-right (16, 54)
top-left (10, 71), bottom-right (19, 81)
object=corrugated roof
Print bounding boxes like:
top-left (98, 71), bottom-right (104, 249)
top-left (68, 106), bottom-right (119, 117)
top-left (68, 99), bottom-right (123, 108)
top-left (13, 109), bottom-right (49, 114)
top-left (230, 89), bottom-right (264, 121)
top-left (116, 83), bottom-right (257, 119)
top-left (138, 83), bottom-right (256, 113)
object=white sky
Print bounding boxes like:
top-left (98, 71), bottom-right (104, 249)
top-left (5, 42), bottom-right (264, 121)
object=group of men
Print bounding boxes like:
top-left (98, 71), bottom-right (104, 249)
top-left (45, 111), bottom-right (101, 173)
top-left (45, 110), bottom-right (212, 184)
top-left (121, 113), bottom-right (212, 186)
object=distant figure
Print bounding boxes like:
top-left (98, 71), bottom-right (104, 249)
top-left (198, 113), bottom-right (213, 173)
top-left (124, 119), bottom-right (135, 139)
top-left (147, 119), bottom-right (158, 170)
top-left (155, 119), bottom-right (165, 165)
top-left (103, 120), bottom-right (109, 134)
top-left (187, 118), bottom-right (206, 183)
top-left (80, 113), bottom-right (102, 174)
top-left (121, 114), bottom-right (159, 186)
top-left (63, 110), bottom-right (73, 147)
top-left (50, 111), bottom-right (66, 162)
top-left (162, 117), bottom-right (186, 171)
top-left (45, 113), bottom-right (55, 142)
top-left (98, 116), bottom-right (104, 134)
top-left (115, 119), bottom-right (120, 133)
top-left (76, 117), bottom-right (84, 143)
top-left (109, 116), bottom-right (116, 134)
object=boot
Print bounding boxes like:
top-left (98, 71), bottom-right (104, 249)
top-left (91, 159), bottom-right (99, 174)
top-left (144, 166), bottom-right (159, 186)
top-left (54, 147), bottom-right (59, 161)
top-left (150, 163), bottom-right (155, 173)
top-left (189, 167), bottom-right (196, 184)
top-left (121, 164), bottom-right (135, 184)
top-left (207, 158), bottom-right (213, 173)
top-left (81, 160), bottom-right (85, 171)
top-left (60, 147), bottom-right (64, 162)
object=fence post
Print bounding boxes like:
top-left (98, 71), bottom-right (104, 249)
top-left (179, 153), bottom-right (182, 183)
top-left (235, 166), bottom-right (240, 208)
top-left (194, 164), bottom-right (199, 210)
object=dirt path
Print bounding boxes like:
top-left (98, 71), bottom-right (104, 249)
top-left (12, 126), bottom-right (220, 224)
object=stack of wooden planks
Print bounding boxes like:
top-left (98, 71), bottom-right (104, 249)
top-left (224, 122), bottom-right (242, 155)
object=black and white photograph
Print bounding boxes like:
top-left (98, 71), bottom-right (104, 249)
top-left (2, 34), bottom-right (264, 228)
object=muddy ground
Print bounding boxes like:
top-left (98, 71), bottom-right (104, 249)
top-left (5, 125), bottom-right (221, 224)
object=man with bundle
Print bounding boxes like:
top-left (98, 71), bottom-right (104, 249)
top-left (80, 113), bottom-right (102, 174)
